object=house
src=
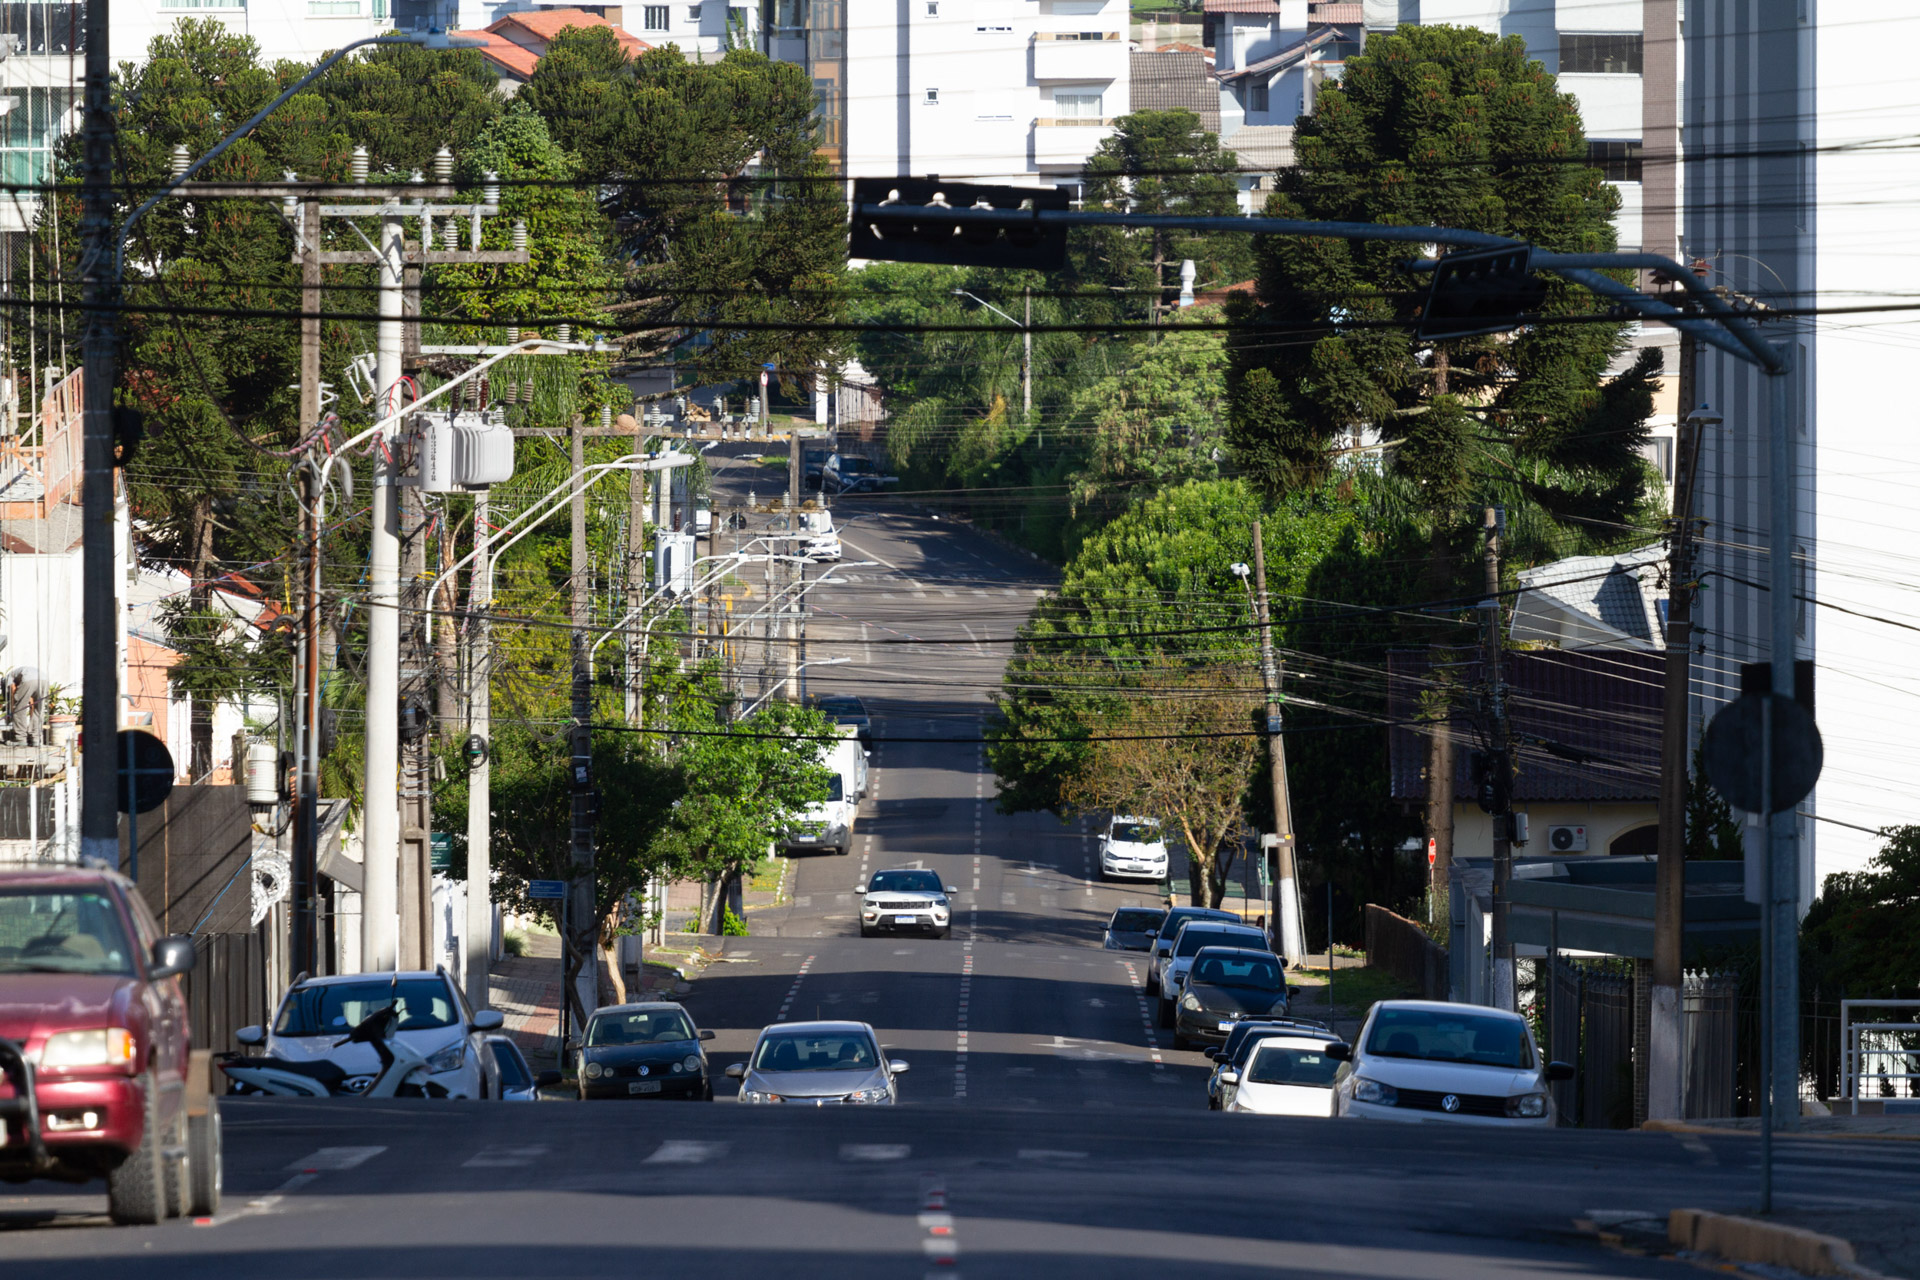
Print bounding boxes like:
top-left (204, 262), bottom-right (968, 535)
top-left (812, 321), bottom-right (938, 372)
top-left (471, 9), bottom-right (651, 93)
top-left (1389, 648), bottom-right (1664, 864)
top-left (1510, 545), bottom-right (1668, 653)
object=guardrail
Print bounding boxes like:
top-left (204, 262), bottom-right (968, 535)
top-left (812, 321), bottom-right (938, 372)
top-left (1841, 998), bottom-right (1920, 1113)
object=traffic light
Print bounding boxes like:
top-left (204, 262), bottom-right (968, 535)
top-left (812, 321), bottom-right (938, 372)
top-left (1415, 245), bottom-right (1550, 341)
top-left (849, 178), bottom-right (1069, 270)
top-left (1471, 747), bottom-right (1512, 814)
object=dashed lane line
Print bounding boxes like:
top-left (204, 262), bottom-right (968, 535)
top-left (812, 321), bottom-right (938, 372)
top-left (775, 954), bottom-right (816, 1023)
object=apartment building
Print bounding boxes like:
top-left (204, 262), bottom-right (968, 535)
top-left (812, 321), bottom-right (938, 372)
top-left (1685, 3), bottom-right (1920, 886)
top-left (798, 0), bottom-right (1128, 187)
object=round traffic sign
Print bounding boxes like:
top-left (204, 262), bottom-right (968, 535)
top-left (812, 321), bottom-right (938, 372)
top-left (1701, 692), bottom-right (1823, 815)
top-left (116, 730), bottom-right (175, 815)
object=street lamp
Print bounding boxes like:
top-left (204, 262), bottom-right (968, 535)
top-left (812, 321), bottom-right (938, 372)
top-left (951, 287), bottom-right (1032, 418)
top-left (738, 657), bottom-right (850, 719)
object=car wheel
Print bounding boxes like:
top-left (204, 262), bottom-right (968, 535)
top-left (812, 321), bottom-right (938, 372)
top-left (187, 1099), bottom-right (221, 1217)
top-left (1157, 998), bottom-right (1174, 1029)
top-left (162, 1106), bottom-right (191, 1219)
top-left (1146, 972), bottom-right (1160, 996)
top-left (702, 1083), bottom-right (714, 1102)
top-left (859, 924), bottom-right (873, 938)
top-left (107, 1075), bottom-right (167, 1225)
top-left (938, 927), bottom-right (952, 940)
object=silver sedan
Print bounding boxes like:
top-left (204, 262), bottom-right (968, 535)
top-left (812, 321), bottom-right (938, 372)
top-left (725, 1020), bottom-right (908, 1106)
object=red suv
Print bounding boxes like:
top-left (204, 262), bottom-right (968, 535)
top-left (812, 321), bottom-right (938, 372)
top-left (0, 866), bottom-right (221, 1223)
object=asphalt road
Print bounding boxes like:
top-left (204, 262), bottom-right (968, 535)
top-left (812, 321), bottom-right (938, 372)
top-left (10, 485), bottom-right (1920, 1276)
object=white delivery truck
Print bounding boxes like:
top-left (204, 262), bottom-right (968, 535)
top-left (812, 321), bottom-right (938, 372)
top-left (781, 725), bottom-right (867, 855)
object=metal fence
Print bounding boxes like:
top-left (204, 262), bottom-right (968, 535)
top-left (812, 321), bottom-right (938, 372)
top-left (185, 931), bottom-right (267, 1055)
top-left (1362, 903), bottom-right (1448, 1001)
top-left (1682, 970), bottom-right (1739, 1119)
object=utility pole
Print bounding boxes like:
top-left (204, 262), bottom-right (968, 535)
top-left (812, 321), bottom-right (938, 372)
top-left (1251, 523), bottom-right (1305, 964)
top-left (628, 417), bottom-right (649, 728)
top-left (464, 491), bottom-right (492, 1011)
top-left (566, 414), bottom-right (599, 1028)
top-left (1022, 286), bottom-right (1033, 418)
top-left (292, 195), bottom-right (323, 976)
top-left (78, 0), bottom-right (115, 869)
top-left (362, 208), bottom-right (405, 971)
top-left (1649, 335), bottom-right (1707, 1122)
top-left (1482, 506), bottom-right (1515, 1011)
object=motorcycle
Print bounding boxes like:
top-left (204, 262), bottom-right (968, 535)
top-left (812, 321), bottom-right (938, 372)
top-left (219, 1006), bottom-right (445, 1098)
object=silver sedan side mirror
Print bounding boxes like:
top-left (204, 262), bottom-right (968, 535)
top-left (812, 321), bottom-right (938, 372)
top-left (724, 1063), bottom-right (746, 1079)
top-left (888, 1060), bottom-right (910, 1074)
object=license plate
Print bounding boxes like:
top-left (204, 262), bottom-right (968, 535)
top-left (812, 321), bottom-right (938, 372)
top-left (893, 914), bottom-right (918, 925)
top-left (1217, 1021), bottom-right (1236, 1031)
top-left (629, 1080), bottom-right (662, 1095)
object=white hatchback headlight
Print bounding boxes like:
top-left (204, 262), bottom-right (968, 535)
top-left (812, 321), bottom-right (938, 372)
top-left (1353, 1076), bottom-right (1398, 1106)
top-left (847, 1086), bottom-right (889, 1104)
top-left (425, 1041), bottom-right (468, 1074)
top-left (1506, 1092), bottom-right (1549, 1119)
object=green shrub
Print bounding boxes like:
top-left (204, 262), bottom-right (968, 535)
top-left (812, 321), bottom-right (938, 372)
top-left (721, 907), bottom-right (750, 937)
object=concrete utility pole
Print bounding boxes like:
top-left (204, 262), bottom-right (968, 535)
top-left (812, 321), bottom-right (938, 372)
top-left (363, 209), bottom-right (405, 971)
top-left (77, 0), bottom-right (115, 869)
top-left (1481, 506), bottom-right (1515, 1012)
top-left (293, 196), bottom-right (324, 976)
top-left (566, 415), bottom-right (599, 1027)
top-left (464, 492), bottom-right (492, 1011)
top-left (1022, 286), bottom-right (1033, 418)
top-left (1251, 523), bottom-right (1305, 964)
top-left (1648, 337), bottom-right (1708, 1122)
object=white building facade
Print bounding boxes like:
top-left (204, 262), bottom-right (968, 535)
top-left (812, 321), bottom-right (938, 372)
top-left (825, 0), bottom-right (1130, 187)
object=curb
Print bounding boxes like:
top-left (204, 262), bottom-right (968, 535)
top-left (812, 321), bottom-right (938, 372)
top-left (1643, 1118), bottom-right (1920, 1142)
top-left (1668, 1209), bottom-right (1900, 1279)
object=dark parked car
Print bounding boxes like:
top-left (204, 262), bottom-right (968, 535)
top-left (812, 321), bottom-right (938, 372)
top-left (0, 867), bottom-right (218, 1223)
top-left (1103, 906), bottom-right (1163, 952)
top-left (571, 1002), bottom-right (715, 1101)
top-left (813, 694), bottom-right (872, 749)
top-left (1173, 947), bottom-right (1296, 1049)
top-left (1143, 905), bottom-right (1239, 995)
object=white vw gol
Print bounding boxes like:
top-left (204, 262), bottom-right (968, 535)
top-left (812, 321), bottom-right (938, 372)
top-left (1329, 1000), bottom-right (1574, 1125)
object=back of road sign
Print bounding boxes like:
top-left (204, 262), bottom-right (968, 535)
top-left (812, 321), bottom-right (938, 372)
top-left (1700, 691), bottom-right (1823, 815)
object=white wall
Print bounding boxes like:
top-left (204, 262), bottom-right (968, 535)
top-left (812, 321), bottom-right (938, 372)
top-left (117, 1), bottom-right (390, 66)
top-left (844, 0), bottom-right (1125, 183)
top-left (1807, 11), bottom-right (1920, 877)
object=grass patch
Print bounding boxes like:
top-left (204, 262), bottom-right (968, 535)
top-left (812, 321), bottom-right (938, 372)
top-left (1291, 964), bottom-right (1416, 1010)
top-left (502, 930), bottom-right (528, 957)
top-left (749, 858), bottom-right (786, 894)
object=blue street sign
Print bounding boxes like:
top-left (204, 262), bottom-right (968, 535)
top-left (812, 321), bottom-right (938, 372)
top-left (528, 879), bottom-right (566, 900)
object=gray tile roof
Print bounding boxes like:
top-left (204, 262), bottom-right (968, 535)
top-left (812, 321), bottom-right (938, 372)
top-left (1130, 51), bottom-right (1220, 134)
top-left (1511, 544), bottom-right (1667, 651)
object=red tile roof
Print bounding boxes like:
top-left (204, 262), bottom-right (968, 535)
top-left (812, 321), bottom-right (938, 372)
top-left (1309, 2), bottom-right (1363, 22)
top-left (1202, 0), bottom-right (1280, 13)
top-left (478, 9), bottom-right (648, 80)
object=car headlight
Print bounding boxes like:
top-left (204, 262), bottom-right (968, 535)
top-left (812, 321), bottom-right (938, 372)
top-left (683, 1054), bottom-right (703, 1072)
top-left (1506, 1092), bottom-right (1549, 1119)
top-left (740, 1089), bottom-right (778, 1103)
top-left (426, 1042), bottom-right (468, 1074)
top-left (40, 1028), bottom-right (136, 1070)
top-left (847, 1086), bottom-right (890, 1104)
top-left (584, 1060), bottom-right (605, 1079)
top-left (1353, 1076), bottom-right (1398, 1106)
top-left (1180, 993), bottom-right (1202, 1011)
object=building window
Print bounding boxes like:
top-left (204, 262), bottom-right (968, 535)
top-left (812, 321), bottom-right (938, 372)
top-left (1054, 91), bottom-right (1101, 119)
top-left (813, 77), bottom-right (843, 149)
top-left (1248, 80), bottom-right (1269, 114)
top-left (643, 4), bottom-right (670, 28)
top-left (162, 0), bottom-right (247, 8)
top-left (0, 2), bottom-right (86, 51)
top-left (1560, 33), bottom-right (1643, 75)
top-left (925, 0), bottom-right (937, 12)
top-left (924, 87), bottom-right (940, 104)
top-left (1058, 30), bottom-right (1104, 39)
top-left (308, 0), bottom-right (364, 13)
top-left (0, 86), bottom-right (73, 192)
top-left (687, 3), bottom-right (702, 17)
top-left (1588, 140), bottom-right (1643, 182)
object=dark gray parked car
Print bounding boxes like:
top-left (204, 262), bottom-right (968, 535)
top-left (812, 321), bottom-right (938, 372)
top-left (1103, 905), bottom-right (1163, 952)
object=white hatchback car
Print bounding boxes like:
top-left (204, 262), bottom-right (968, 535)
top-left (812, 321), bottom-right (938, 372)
top-left (1221, 1031), bottom-right (1347, 1117)
top-left (1330, 1000), bottom-right (1573, 1126)
top-left (237, 970), bottom-right (501, 1099)
top-left (1100, 815), bottom-right (1169, 881)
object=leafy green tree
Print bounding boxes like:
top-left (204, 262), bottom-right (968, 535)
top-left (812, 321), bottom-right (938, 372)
top-left (314, 42), bottom-right (501, 174)
top-left (1071, 110), bottom-right (1254, 323)
top-left (1802, 827), bottom-right (1920, 1001)
top-left (1224, 26), bottom-right (1662, 888)
top-left (522, 38), bottom-right (846, 382)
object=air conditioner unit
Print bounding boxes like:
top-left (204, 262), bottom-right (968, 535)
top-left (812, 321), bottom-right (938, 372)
top-left (1547, 824), bottom-right (1588, 853)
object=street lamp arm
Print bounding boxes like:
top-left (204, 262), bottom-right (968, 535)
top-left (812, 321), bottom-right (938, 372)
top-left (952, 288), bottom-right (1024, 329)
top-left (738, 657), bottom-right (850, 719)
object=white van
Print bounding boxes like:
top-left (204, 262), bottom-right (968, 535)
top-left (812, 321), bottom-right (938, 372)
top-left (798, 509), bottom-right (841, 561)
top-left (782, 725), bottom-right (867, 855)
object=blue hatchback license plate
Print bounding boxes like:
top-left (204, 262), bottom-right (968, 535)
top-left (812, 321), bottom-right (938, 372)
top-left (629, 1080), bottom-right (662, 1095)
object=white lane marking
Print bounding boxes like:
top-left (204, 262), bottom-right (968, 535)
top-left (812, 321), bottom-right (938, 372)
top-left (956, 941), bottom-right (974, 1100)
top-left (1120, 960), bottom-right (1167, 1071)
top-left (288, 1146), bottom-right (385, 1171)
top-left (462, 1144), bottom-right (550, 1168)
top-left (644, 1140), bottom-right (730, 1164)
top-left (775, 954), bottom-right (816, 1022)
top-left (841, 1143), bottom-right (912, 1161)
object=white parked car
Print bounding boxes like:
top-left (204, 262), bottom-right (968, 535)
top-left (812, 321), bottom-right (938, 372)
top-left (1222, 1031), bottom-right (1347, 1116)
top-left (1099, 815), bottom-right (1169, 881)
top-left (236, 970), bottom-right (500, 1099)
top-left (1330, 1000), bottom-right (1574, 1126)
